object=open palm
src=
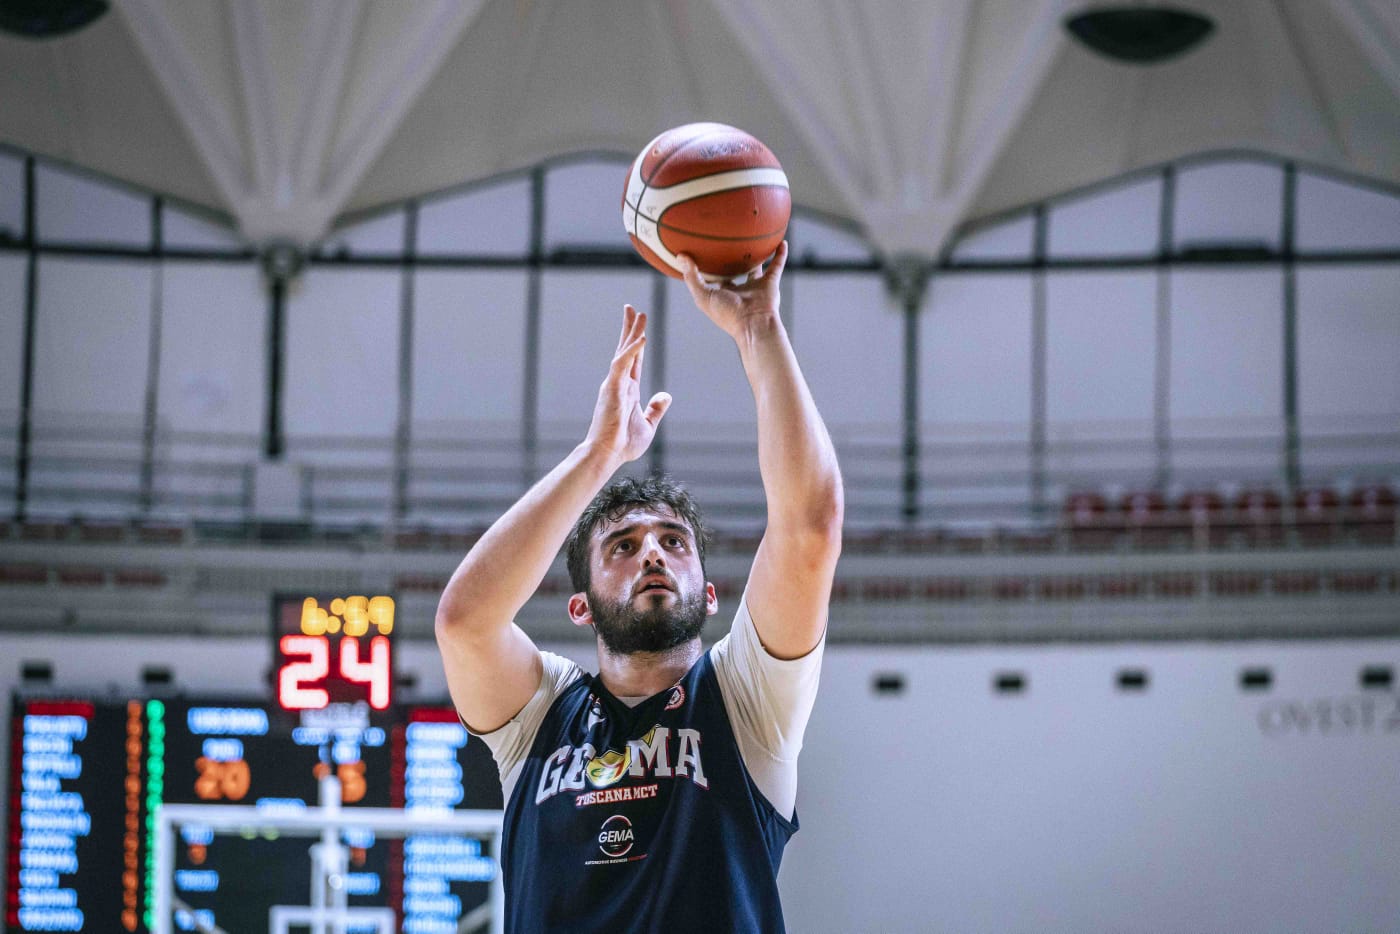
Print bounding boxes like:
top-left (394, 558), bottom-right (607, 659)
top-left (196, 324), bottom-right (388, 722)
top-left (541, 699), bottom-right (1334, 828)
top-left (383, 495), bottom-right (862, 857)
top-left (584, 304), bottom-right (671, 465)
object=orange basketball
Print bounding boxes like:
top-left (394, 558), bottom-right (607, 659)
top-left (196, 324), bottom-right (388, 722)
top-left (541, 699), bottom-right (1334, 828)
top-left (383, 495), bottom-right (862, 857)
top-left (622, 122), bottom-right (791, 280)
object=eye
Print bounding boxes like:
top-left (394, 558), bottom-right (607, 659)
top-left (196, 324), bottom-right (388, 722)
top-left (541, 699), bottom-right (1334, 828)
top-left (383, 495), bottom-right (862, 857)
top-left (666, 535), bottom-right (685, 548)
top-left (613, 540), bottom-right (633, 553)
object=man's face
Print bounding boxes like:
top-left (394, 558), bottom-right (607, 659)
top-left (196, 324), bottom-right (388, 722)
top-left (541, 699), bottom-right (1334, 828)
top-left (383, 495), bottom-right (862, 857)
top-left (575, 506), bottom-right (716, 655)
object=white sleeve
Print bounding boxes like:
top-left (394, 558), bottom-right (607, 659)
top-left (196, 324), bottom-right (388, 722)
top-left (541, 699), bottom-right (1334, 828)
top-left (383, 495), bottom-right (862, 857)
top-left (469, 651), bottom-right (582, 803)
top-left (710, 589), bottom-right (825, 821)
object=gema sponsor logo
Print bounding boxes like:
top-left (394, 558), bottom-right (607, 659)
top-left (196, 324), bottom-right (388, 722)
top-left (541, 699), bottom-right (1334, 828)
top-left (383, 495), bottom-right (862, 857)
top-left (598, 814), bottom-right (635, 858)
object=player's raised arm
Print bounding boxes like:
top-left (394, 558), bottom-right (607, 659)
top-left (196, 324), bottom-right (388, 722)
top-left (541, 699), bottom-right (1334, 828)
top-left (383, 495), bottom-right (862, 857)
top-left (678, 242), bottom-right (843, 660)
top-left (435, 306), bottom-right (671, 731)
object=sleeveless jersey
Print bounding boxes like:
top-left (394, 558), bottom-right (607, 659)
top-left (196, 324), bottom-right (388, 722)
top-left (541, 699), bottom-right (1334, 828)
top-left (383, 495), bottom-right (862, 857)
top-left (501, 650), bottom-right (797, 933)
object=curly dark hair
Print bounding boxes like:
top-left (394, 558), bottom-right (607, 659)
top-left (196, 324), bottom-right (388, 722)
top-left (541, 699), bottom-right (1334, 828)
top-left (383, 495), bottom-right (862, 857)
top-left (565, 475), bottom-right (710, 593)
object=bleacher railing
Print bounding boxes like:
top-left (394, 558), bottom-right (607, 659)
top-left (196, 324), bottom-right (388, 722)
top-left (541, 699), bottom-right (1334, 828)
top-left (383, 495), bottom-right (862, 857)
top-left (3, 416), bottom-right (1398, 549)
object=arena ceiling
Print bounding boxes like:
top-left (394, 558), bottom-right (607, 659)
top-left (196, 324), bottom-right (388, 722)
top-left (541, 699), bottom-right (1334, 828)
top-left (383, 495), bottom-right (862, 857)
top-left (2, 0), bottom-right (1398, 255)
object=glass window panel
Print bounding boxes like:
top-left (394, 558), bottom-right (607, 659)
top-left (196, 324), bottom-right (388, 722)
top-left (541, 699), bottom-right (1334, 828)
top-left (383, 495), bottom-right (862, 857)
top-left (1170, 271), bottom-right (1282, 421)
top-left (1046, 271), bottom-right (1157, 488)
top-left (408, 269), bottom-right (530, 524)
top-left (163, 204), bottom-right (245, 251)
top-left (657, 275), bottom-right (762, 522)
top-left (787, 214), bottom-right (875, 264)
top-left (1048, 177), bottom-right (1161, 258)
top-left (921, 274), bottom-right (1033, 522)
top-left (949, 214), bottom-right (1033, 262)
top-left (36, 164), bottom-right (151, 246)
top-left (545, 160), bottom-right (629, 250)
top-left (157, 263), bottom-right (264, 434)
top-left (154, 262), bottom-right (264, 519)
top-left (0, 151), bottom-right (23, 241)
top-left (30, 257), bottom-right (153, 515)
top-left (1297, 266), bottom-right (1400, 485)
top-left (418, 176), bottom-right (532, 256)
top-left (286, 268), bottom-right (400, 438)
top-left (1174, 161), bottom-right (1282, 251)
top-left (33, 257), bottom-right (152, 416)
top-left (316, 209), bottom-right (405, 257)
top-left (923, 274), bottom-right (1032, 427)
top-left (791, 273), bottom-right (898, 426)
top-left (1296, 173), bottom-right (1400, 251)
top-left (660, 276), bottom-right (755, 432)
top-left (285, 268), bottom-right (401, 521)
top-left (1168, 270), bottom-right (1283, 489)
top-left (790, 273), bottom-right (900, 524)
top-left (537, 270), bottom-right (654, 452)
top-left (1298, 266), bottom-right (1400, 417)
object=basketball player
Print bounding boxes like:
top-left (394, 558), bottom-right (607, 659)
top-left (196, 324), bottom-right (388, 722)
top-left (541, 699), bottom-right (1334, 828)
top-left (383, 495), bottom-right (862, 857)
top-left (435, 241), bottom-right (842, 932)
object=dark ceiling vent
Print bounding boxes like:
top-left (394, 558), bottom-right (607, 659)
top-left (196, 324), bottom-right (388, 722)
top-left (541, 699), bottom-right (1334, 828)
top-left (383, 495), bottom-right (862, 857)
top-left (1065, 6), bottom-right (1214, 64)
top-left (0, 0), bottom-right (109, 39)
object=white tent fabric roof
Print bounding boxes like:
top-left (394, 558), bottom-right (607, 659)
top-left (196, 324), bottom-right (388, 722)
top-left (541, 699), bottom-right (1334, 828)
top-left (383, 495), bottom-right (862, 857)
top-left (2, 0), bottom-right (1397, 254)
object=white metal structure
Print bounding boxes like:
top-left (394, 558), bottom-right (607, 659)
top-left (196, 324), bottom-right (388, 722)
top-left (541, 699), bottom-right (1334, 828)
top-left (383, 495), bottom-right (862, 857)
top-left (152, 776), bottom-right (505, 934)
top-left (1, 0), bottom-right (1397, 253)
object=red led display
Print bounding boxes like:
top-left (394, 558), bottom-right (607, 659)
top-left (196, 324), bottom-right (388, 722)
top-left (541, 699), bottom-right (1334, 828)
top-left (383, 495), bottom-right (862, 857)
top-left (271, 596), bottom-right (395, 712)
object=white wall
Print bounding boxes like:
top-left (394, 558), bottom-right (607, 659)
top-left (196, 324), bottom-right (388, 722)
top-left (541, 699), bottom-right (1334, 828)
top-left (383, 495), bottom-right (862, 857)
top-left (782, 639), bottom-right (1400, 934)
top-left (2, 634), bottom-right (1396, 933)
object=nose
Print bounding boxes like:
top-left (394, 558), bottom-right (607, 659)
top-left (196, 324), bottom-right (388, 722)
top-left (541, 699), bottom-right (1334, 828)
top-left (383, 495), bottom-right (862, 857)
top-left (639, 533), bottom-right (666, 568)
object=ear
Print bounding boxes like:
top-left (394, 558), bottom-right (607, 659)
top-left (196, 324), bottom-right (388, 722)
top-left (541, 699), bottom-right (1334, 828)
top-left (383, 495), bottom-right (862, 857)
top-left (568, 592), bottom-right (594, 629)
top-left (704, 581), bottom-right (718, 617)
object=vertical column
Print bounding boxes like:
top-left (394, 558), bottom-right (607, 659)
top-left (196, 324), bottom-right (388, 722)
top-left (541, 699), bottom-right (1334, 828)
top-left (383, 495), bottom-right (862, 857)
top-left (140, 198), bottom-right (165, 513)
top-left (883, 254), bottom-right (930, 524)
top-left (260, 243), bottom-right (306, 463)
top-left (394, 203), bottom-right (420, 521)
top-left (647, 272), bottom-right (668, 477)
top-left (15, 156), bottom-right (37, 520)
top-left (1030, 206), bottom-right (1049, 519)
top-left (1281, 163), bottom-right (1300, 491)
top-left (1154, 167), bottom-right (1175, 491)
top-left (521, 168), bottom-right (545, 487)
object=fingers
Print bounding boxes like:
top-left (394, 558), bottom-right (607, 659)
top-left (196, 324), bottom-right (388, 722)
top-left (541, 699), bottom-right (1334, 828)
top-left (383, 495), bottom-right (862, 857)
top-left (616, 304), bottom-right (637, 353)
top-left (643, 391), bottom-right (672, 429)
top-left (748, 240), bottom-right (788, 284)
top-left (676, 254), bottom-right (711, 304)
top-left (769, 239), bottom-right (789, 281)
top-left (612, 331), bottom-right (646, 374)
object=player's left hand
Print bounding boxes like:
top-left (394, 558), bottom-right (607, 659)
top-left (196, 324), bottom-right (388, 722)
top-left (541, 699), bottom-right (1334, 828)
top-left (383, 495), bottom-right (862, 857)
top-left (677, 240), bottom-right (788, 340)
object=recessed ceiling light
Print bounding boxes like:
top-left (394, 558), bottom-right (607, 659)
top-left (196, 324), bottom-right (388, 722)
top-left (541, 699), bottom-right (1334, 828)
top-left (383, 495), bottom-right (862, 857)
top-left (1065, 6), bottom-right (1215, 64)
top-left (0, 0), bottom-right (109, 40)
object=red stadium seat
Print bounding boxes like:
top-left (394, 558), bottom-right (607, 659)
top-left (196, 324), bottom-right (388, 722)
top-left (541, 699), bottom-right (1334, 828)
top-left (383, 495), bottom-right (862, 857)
top-left (1293, 487), bottom-right (1340, 546)
top-left (1120, 490), bottom-right (1177, 549)
top-left (1177, 490), bottom-right (1226, 547)
top-left (1234, 488), bottom-right (1284, 546)
top-left (1347, 484), bottom-right (1397, 544)
top-left (1063, 491), bottom-right (1122, 550)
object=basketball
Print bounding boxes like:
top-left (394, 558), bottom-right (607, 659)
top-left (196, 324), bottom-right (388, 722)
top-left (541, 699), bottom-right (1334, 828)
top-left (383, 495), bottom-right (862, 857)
top-left (622, 122), bottom-right (791, 281)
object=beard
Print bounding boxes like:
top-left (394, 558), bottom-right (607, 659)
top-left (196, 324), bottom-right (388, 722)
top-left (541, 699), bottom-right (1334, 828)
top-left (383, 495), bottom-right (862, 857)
top-left (587, 584), bottom-right (708, 655)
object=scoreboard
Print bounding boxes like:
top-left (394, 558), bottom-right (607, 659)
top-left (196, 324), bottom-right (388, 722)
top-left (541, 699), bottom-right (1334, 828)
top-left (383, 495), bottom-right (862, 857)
top-left (5, 695), bottom-right (502, 933)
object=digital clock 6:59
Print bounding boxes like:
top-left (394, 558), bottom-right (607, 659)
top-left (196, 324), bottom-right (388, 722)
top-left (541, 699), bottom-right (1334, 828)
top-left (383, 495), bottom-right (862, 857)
top-left (273, 595), bottom-right (395, 711)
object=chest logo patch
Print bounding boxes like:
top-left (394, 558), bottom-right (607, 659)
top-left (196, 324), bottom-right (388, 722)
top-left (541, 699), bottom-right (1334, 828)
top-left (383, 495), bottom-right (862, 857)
top-left (584, 747), bottom-right (630, 788)
top-left (597, 814), bottom-right (635, 858)
top-left (664, 684), bottom-right (685, 711)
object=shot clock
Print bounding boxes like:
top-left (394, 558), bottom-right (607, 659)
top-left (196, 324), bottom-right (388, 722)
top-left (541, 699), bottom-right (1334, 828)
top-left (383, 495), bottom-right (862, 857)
top-left (272, 594), bottom-right (396, 713)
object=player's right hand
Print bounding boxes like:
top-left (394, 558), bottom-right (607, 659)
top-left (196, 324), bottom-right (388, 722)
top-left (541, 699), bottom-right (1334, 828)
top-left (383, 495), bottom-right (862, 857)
top-left (583, 304), bottom-right (671, 465)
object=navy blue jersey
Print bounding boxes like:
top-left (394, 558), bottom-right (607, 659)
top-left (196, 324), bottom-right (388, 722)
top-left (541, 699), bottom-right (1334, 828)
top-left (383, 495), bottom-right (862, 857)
top-left (501, 650), bottom-right (797, 933)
